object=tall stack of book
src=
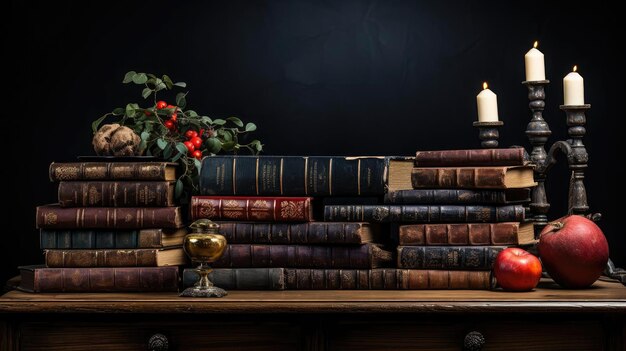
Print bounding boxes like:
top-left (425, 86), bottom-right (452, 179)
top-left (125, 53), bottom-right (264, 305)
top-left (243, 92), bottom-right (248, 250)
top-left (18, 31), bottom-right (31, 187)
top-left (186, 156), bottom-right (403, 290)
top-left (381, 148), bottom-right (535, 288)
top-left (20, 161), bottom-right (187, 293)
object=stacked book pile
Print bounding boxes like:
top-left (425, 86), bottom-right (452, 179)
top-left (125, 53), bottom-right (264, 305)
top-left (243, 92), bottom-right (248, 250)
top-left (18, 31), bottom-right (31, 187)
top-left (20, 161), bottom-right (187, 293)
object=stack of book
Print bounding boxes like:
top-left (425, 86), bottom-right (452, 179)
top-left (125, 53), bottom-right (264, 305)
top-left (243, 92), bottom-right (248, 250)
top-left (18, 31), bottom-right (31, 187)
top-left (360, 148), bottom-right (535, 289)
top-left (185, 156), bottom-right (404, 290)
top-left (20, 161), bottom-right (187, 293)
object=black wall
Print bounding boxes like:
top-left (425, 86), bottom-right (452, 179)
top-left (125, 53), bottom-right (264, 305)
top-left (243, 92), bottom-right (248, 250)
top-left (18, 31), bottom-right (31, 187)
top-left (5, 1), bottom-right (624, 284)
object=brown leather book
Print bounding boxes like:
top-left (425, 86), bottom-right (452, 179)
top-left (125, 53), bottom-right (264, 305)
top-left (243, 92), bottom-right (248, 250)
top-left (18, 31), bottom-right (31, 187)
top-left (415, 148), bottom-right (527, 167)
top-left (58, 181), bottom-right (175, 207)
top-left (36, 205), bottom-right (184, 229)
top-left (398, 222), bottom-right (535, 246)
top-left (411, 166), bottom-right (535, 189)
top-left (49, 162), bottom-right (177, 181)
top-left (213, 244), bottom-right (392, 269)
top-left (44, 248), bottom-right (186, 267)
top-left (190, 196), bottom-right (313, 222)
top-left (399, 270), bottom-right (492, 289)
top-left (18, 265), bottom-right (179, 292)
top-left (215, 222), bottom-right (375, 244)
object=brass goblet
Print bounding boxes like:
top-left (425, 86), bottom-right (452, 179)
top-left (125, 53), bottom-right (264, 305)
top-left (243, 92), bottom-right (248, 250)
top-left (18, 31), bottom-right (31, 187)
top-left (179, 219), bottom-right (228, 297)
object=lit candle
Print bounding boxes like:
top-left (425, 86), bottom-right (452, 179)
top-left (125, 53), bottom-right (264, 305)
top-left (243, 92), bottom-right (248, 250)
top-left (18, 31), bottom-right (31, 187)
top-left (476, 82), bottom-right (498, 122)
top-left (563, 65), bottom-right (584, 105)
top-left (525, 41), bottom-right (545, 81)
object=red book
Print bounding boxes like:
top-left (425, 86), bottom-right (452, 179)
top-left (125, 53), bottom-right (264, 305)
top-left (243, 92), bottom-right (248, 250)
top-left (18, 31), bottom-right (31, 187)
top-left (190, 196), bottom-right (313, 222)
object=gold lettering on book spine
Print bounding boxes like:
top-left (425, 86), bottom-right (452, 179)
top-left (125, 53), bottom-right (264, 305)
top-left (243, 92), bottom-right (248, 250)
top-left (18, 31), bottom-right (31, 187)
top-left (198, 200), bottom-right (217, 218)
top-left (44, 212), bottom-right (58, 225)
top-left (222, 199), bottom-right (245, 219)
top-left (280, 201), bottom-right (304, 220)
top-left (249, 200), bottom-right (271, 220)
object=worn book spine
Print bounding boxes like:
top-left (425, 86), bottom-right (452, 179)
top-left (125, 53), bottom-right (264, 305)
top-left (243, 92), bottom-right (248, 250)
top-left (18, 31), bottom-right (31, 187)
top-left (199, 155), bottom-right (386, 196)
top-left (216, 222), bottom-right (371, 244)
top-left (213, 244), bottom-right (389, 269)
top-left (36, 205), bottom-right (183, 229)
top-left (324, 205), bottom-right (524, 223)
top-left (414, 148), bottom-right (526, 167)
top-left (45, 249), bottom-right (174, 267)
top-left (58, 181), bottom-right (174, 207)
top-left (182, 268), bottom-right (492, 290)
top-left (397, 246), bottom-right (505, 270)
top-left (190, 196), bottom-right (313, 222)
top-left (411, 167), bottom-right (512, 189)
top-left (398, 223), bottom-right (527, 246)
top-left (383, 189), bottom-right (530, 204)
top-left (19, 266), bottom-right (179, 293)
top-left (39, 229), bottom-right (169, 249)
top-left (49, 162), bottom-right (176, 181)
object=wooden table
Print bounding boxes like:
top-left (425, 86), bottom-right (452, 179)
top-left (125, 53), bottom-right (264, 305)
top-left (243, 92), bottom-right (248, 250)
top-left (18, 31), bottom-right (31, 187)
top-left (1, 279), bottom-right (626, 350)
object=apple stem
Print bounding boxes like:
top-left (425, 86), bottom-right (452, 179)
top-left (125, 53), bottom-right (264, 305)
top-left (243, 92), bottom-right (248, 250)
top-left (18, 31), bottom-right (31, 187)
top-left (547, 221), bottom-right (564, 232)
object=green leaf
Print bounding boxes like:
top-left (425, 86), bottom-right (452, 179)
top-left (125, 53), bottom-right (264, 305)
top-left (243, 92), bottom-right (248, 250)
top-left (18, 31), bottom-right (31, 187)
top-left (132, 73), bottom-right (148, 84)
top-left (122, 71), bottom-right (136, 83)
top-left (213, 119), bottom-right (226, 126)
top-left (125, 103), bottom-right (136, 117)
top-left (141, 131), bottom-right (150, 141)
top-left (185, 110), bottom-right (198, 118)
top-left (138, 139), bottom-right (147, 152)
top-left (176, 142), bottom-right (189, 155)
top-left (171, 151), bottom-right (183, 162)
top-left (227, 116), bottom-right (244, 127)
top-left (250, 139), bottom-right (263, 152)
top-left (176, 92), bottom-right (187, 109)
top-left (141, 87), bottom-right (152, 99)
top-left (193, 158), bottom-right (202, 173)
top-left (153, 78), bottom-right (166, 91)
top-left (218, 129), bottom-right (233, 142)
top-left (157, 138), bottom-right (168, 150)
top-left (222, 141), bottom-right (236, 151)
top-left (205, 137), bottom-right (222, 154)
top-left (112, 108), bottom-right (125, 116)
top-left (91, 114), bottom-right (109, 133)
top-left (147, 73), bottom-right (157, 79)
top-left (162, 75), bottom-right (174, 89)
top-left (175, 179), bottom-right (184, 199)
top-left (245, 122), bottom-right (257, 132)
top-left (201, 116), bottom-right (213, 124)
top-left (163, 143), bottom-right (173, 159)
top-left (174, 82), bottom-right (187, 88)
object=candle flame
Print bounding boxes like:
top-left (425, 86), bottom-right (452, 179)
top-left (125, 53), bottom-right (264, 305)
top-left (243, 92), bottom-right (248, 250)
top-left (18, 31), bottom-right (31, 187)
top-left (573, 65), bottom-right (578, 72)
top-left (483, 82), bottom-right (488, 90)
top-left (533, 41), bottom-right (538, 48)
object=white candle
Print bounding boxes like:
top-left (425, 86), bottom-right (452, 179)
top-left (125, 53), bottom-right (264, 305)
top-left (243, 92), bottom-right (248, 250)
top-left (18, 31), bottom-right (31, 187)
top-left (563, 65), bottom-right (584, 105)
top-left (525, 41), bottom-right (545, 81)
top-left (476, 82), bottom-right (498, 122)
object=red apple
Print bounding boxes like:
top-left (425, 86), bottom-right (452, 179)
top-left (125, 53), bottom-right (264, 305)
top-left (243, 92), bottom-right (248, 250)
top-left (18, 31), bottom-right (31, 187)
top-left (538, 215), bottom-right (609, 288)
top-left (493, 248), bottom-right (542, 291)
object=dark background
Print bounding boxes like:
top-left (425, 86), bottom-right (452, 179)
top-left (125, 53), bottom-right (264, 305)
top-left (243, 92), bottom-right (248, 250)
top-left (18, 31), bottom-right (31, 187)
top-left (5, 1), bottom-right (624, 284)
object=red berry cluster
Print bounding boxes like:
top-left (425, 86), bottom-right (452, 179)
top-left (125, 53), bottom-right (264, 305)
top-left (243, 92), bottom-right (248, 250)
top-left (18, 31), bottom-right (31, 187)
top-left (183, 129), bottom-right (204, 160)
top-left (154, 100), bottom-right (179, 131)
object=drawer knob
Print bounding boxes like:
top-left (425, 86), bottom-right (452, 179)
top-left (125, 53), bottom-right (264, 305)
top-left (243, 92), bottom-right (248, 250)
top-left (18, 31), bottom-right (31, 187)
top-left (463, 331), bottom-right (485, 351)
top-left (147, 333), bottom-right (169, 351)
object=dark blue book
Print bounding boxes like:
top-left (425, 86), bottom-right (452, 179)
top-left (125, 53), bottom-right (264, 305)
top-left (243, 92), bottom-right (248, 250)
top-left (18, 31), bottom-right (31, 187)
top-left (39, 229), bottom-right (186, 249)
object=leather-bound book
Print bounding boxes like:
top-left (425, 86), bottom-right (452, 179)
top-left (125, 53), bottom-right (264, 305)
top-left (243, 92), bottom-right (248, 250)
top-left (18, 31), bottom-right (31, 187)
top-left (58, 181), bottom-right (175, 207)
top-left (397, 246), bottom-right (505, 270)
top-left (40, 228), bottom-right (186, 249)
top-left (49, 162), bottom-right (177, 181)
top-left (190, 196), bottom-right (313, 222)
top-left (36, 205), bottom-right (184, 229)
top-left (398, 223), bottom-right (535, 246)
top-left (411, 166), bottom-right (535, 189)
top-left (44, 248), bottom-right (186, 267)
top-left (215, 222), bottom-right (375, 244)
top-left (414, 148), bottom-right (527, 167)
top-left (384, 188), bottom-right (531, 205)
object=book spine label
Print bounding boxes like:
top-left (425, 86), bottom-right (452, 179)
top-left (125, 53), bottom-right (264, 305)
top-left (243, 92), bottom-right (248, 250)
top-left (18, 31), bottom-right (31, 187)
top-left (28, 267), bottom-right (179, 292)
top-left (216, 222), bottom-right (368, 244)
top-left (399, 270), bottom-right (492, 289)
top-left (199, 156), bottom-right (386, 196)
top-left (36, 206), bottom-right (183, 229)
top-left (411, 167), bottom-right (508, 189)
top-left (415, 148), bottom-right (525, 167)
top-left (398, 223), bottom-right (521, 246)
top-left (49, 162), bottom-right (172, 181)
top-left (384, 189), bottom-right (507, 204)
top-left (58, 181), bottom-right (174, 207)
top-left (183, 268), bottom-right (286, 290)
top-left (397, 246), bottom-right (504, 270)
top-left (324, 205), bottom-right (524, 223)
top-left (45, 249), bottom-right (160, 267)
top-left (213, 244), bottom-right (374, 269)
top-left (190, 196), bottom-right (312, 222)
top-left (39, 229), bottom-right (164, 249)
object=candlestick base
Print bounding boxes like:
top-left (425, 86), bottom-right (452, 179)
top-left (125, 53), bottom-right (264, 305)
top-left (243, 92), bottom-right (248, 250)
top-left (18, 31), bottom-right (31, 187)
top-left (473, 121), bottom-right (503, 148)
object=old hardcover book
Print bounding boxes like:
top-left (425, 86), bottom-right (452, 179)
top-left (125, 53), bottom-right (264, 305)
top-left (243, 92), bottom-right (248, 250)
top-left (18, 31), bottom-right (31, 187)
top-left (36, 205), bottom-right (184, 229)
top-left (199, 155), bottom-right (386, 196)
top-left (44, 248), bottom-right (186, 267)
top-left (183, 268), bottom-right (492, 290)
top-left (397, 222), bottom-right (535, 246)
top-left (190, 196), bottom-right (313, 222)
top-left (397, 246), bottom-right (505, 270)
top-left (213, 244), bottom-right (392, 269)
top-left (415, 148), bottom-right (527, 167)
top-left (411, 166), bottom-right (535, 189)
top-left (49, 162), bottom-right (177, 181)
top-left (40, 228), bottom-right (187, 249)
top-left (324, 204), bottom-right (524, 223)
top-left (58, 181), bottom-right (175, 207)
top-left (386, 157), bottom-right (417, 192)
top-left (216, 222), bottom-right (375, 244)
top-left (384, 188), bottom-right (531, 204)
top-left (18, 265), bottom-right (179, 293)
